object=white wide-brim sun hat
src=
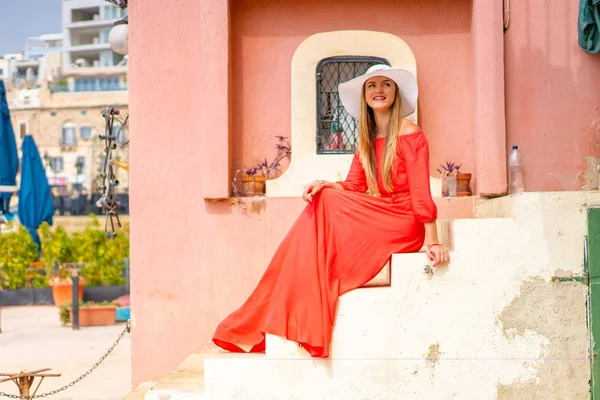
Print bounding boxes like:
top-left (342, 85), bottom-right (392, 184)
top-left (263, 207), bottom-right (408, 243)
top-left (338, 64), bottom-right (418, 120)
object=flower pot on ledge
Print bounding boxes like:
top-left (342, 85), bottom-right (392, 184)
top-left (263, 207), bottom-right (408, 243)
top-left (51, 282), bottom-right (84, 307)
top-left (240, 174), bottom-right (266, 197)
top-left (456, 173), bottom-right (472, 196)
top-left (68, 305), bottom-right (117, 326)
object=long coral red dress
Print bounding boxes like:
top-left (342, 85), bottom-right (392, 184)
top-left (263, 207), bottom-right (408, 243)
top-left (213, 131), bottom-right (437, 358)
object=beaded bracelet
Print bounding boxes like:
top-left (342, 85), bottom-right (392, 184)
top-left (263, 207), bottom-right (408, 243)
top-left (318, 180), bottom-right (325, 190)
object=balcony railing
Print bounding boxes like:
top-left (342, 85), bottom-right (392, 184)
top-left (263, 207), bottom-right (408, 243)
top-left (75, 86), bottom-right (128, 92)
top-left (50, 84), bottom-right (69, 93)
top-left (14, 78), bottom-right (40, 90)
top-left (50, 84), bottom-right (128, 93)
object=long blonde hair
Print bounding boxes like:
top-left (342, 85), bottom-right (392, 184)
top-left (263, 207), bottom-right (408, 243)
top-left (357, 84), bottom-right (403, 195)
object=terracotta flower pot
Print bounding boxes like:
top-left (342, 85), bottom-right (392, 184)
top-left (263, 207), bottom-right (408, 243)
top-left (241, 174), bottom-right (266, 196)
top-left (68, 305), bottom-right (117, 326)
top-left (456, 173), bottom-right (472, 196)
top-left (51, 282), bottom-right (84, 307)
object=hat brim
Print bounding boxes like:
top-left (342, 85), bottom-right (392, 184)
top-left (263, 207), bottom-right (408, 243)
top-left (338, 68), bottom-right (418, 120)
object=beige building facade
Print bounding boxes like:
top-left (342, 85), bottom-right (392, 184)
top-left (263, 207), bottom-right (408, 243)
top-left (9, 88), bottom-right (129, 197)
top-left (2, 0), bottom-right (129, 216)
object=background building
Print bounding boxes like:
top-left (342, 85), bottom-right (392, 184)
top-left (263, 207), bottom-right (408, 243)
top-left (62, 0), bottom-right (128, 92)
top-left (4, 0), bottom-right (129, 216)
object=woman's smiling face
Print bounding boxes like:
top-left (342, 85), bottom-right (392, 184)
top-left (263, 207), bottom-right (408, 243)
top-left (364, 76), bottom-right (396, 112)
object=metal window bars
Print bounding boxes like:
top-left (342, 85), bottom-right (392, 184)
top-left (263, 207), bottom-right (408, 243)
top-left (316, 56), bottom-right (390, 154)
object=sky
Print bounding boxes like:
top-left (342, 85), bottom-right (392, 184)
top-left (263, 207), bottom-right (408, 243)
top-left (0, 0), bottom-right (62, 56)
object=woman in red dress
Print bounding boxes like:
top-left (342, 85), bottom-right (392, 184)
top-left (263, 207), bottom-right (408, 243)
top-left (213, 65), bottom-right (450, 358)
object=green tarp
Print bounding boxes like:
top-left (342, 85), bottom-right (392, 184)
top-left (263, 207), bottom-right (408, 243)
top-left (579, 0), bottom-right (600, 54)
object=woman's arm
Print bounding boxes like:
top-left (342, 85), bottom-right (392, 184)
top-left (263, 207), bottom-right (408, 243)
top-left (303, 151), bottom-right (367, 202)
top-left (424, 221), bottom-right (440, 246)
top-left (425, 220), bottom-right (449, 266)
top-left (399, 130), bottom-right (449, 266)
top-left (303, 180), bottom-right (344, 202)
top-left (320, 181), bottom-right (344, 190)
top-left (400, 132), bottom-right (438, 223)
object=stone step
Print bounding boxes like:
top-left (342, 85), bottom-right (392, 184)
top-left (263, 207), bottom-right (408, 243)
top-left (145, 390), bottom-right (205, 400)
top-left (264, 215), bottom-right (557, 360)
top-left (198, 213), bottom-right (588, 398)
top-left (203, 355), bottom-right (426, 400)
top-left (142, 193), bottom-right (594, 399)
top-left (137, 352), bottom-right (264, 400)
top-left (132, 350), bottom-right (264, 400)
top-left (264, 252), bottom-right (436, 360)
top-left (141, 353), bottom-right (206, 400)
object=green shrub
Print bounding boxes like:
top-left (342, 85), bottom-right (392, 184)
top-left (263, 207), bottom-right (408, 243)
top-left (40, 222), bottom-right (74, 267)
top-left (2, 217), bottom-right (130, 290)
top-left (0, 225), bottom-right (42, 290)
top-left (71, 218), bottom-right (130, 286)
top-left (39, 222), bottom-right (75, 284)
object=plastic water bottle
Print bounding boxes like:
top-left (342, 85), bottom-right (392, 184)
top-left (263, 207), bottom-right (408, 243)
top-left (508, 145), bottom-right (524, 194)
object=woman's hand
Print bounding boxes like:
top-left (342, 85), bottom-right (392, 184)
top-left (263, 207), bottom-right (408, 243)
top-left (426, 244), bottom-right (450, 267)
top-left (303, 180), bottom-right (324, 203)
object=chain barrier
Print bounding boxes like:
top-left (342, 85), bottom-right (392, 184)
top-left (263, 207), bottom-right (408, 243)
top-left (0, 320), bottom-right (130, 399)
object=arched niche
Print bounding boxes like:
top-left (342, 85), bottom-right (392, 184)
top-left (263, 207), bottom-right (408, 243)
top-left (267, 30), bottom-right (441, 198)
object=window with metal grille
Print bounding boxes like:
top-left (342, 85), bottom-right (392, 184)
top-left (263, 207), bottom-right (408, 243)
top-left (316, 56), bottom-right (390, 154)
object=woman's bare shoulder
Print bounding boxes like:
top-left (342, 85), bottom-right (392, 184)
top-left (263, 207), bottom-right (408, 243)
top-left (399, 119), bottom-right (422, 136)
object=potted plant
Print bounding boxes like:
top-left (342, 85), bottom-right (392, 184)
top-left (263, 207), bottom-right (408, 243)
top-left (233, 136), bottom-right (291, 197)
top-left (236, 167), bottom-right (267, 197)
top-left (437, 161), bottom-right (460, 197)
top-left (71, 219), bottom-right (130, 302)
top-left (46, 263), bottom-right (85, 307)
top-left (60, 300), bottom-right (120, 327)
top-left (0, 225), bottom-right (51, 306)
top-left (39, 224), bottom-right (85, 306)
top-left (39, 218), bottom-right (130, 306)
top-left (437, 161), bottom-right (472, 197)
top-left (456, 171), bottom-right (472, 196)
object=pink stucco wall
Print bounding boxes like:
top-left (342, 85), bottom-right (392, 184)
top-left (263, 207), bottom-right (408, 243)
top-left (505, 1), bottom-right (600, 191)
top-left (472, 0), bottom-right (507, 195)
top-left (129, 1), bottom-right (314, 385)
top-left (129, 0), bottom-right (511, 386)
top-left (232, 0), bottom-right (476, 186)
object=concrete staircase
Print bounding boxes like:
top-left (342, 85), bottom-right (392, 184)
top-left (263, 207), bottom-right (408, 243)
top-left (129, 192), bottom-right (595, 400)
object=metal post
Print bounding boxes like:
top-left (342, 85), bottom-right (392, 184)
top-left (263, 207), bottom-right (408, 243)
top-left (124, 258), bottom-right (130, 292)
top-left (71, 269), bottom-right (79, 330)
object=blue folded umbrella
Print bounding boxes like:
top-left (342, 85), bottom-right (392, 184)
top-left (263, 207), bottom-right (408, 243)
top-left (0, 80), bottom-right (18, 214)
top-left (18, 135), bottom-right (54, 247)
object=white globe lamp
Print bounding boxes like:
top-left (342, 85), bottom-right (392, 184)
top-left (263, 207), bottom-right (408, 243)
top-left (109, 16), bottom-right (129, 55)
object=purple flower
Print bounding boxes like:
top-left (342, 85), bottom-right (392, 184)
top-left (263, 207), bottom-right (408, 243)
top-left (438, 161), bottom-right (462, 174)
top-left (241, 136), bottom-right (292, 180)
